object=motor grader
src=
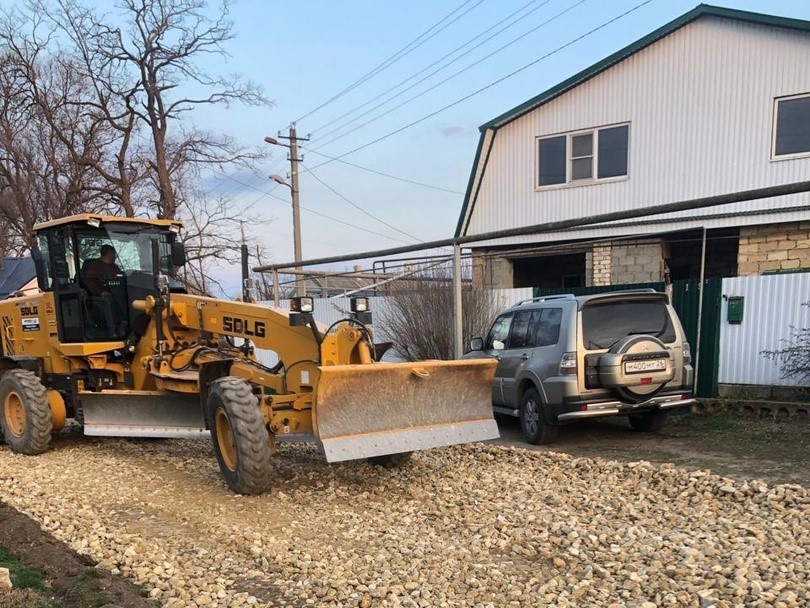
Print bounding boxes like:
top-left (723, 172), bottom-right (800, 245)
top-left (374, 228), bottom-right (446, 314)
top-left (0, 214), bottom-right (497, 494)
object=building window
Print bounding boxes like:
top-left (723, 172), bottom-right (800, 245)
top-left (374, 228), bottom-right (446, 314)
top-left (774, 93), bottom-right (810, 158)
top-left (537, 124), bottom-right (629, 187)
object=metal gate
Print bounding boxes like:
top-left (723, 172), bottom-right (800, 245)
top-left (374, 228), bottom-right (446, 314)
top-left (670, 278), bottom-right (722, 397)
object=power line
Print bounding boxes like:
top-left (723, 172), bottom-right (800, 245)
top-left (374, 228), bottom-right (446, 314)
top-left (309, 0), bottom-right (546, 136)
top-left (213, 169), bottom-right (414, 244)
top-left (316, 0), bottom-right (585, 148)
top-left (299, 147), bottom-right (463, 194)
top-left (306, 0), bottom-right (654, 171)
top-left (295, 0), bottom-right (484, 123)
top-left (310, 0), bottom-right (556, 148)
top-left (303, 162), bottom-right (423, 243)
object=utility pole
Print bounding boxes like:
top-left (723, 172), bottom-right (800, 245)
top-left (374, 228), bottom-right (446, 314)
top-left (274, 123), bottom-right (309, 296)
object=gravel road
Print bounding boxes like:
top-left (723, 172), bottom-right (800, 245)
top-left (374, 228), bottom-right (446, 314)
top-left (0, 435), bottom-right (807, 608)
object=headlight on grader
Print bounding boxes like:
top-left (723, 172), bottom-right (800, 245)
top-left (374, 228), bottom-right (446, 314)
top-left (350, 296), bottom-right (372, 324)
top-left (289, 296), bottom-right (315, 327)
top-left (350, 297), bottom-right (369, 312)
top-left (291, 297), bottom-right (314, 313)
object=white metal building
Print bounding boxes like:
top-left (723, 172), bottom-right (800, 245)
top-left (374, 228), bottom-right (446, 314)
top-left (456, 5), bottom-right (810, 289)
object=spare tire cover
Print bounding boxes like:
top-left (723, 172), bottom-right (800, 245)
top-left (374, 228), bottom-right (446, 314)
top-left (597, 335), bottom-right (674, 404)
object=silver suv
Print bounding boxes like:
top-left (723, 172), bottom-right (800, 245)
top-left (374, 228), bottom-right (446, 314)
top-left (466, 290), bottom-right (694, 444)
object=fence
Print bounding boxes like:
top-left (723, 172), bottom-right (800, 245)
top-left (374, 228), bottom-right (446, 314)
top-left (718, 273), bottom-right (810, 387)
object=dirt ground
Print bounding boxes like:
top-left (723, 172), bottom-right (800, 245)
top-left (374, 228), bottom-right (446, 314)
top-left (0, 409), bottom-right (807, 607)
top-left (0, 501), bottom-right (153, 608)
top-left (494, 409), bottom-right (810, 487)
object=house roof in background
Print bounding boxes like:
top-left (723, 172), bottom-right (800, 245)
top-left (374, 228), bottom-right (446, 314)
top-left (480, 4), bottom-right (810, 131)
top-left (456, 4), bottom-right (810, 237)
top-left (0, 257), bottom-right (36, 299)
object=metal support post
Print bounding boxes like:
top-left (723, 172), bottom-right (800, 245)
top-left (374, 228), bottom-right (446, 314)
top-left (453, 244), bottom-right (463, 360)
top-left (272, 268), bottom-right (280, 307)
top-left (694, 227), bottom-right (707, 392)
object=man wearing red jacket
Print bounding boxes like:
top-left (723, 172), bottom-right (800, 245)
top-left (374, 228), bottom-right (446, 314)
top-left (82, 244), bottom-right (122, 296)
top-left (81, 244), bottom-right (123, 336)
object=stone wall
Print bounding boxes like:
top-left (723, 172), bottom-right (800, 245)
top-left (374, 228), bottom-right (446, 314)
top-left (471, 252), bottom-right (513, 289)
top-left (737, 221), bottom-right (810, 276)
top-left (608, 240), bottom-right (664, 284)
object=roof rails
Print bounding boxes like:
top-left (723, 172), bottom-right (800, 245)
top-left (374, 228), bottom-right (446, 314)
top-left (599, 288), bottom-right (660, 294)
top-left (514, 294), bottom-right (576, 306)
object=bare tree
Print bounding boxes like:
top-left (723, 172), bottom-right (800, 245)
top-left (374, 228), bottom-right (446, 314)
top-left (108, 0), bottom-right (269, 220)
top-left (0, 0), bottom-right (273, 293)
top-left (377, 267), bottom-right (497, 361)
top-left (762, 304), bottom-right (810, 386)
top-left (0, 29), bottom-right (107, 246)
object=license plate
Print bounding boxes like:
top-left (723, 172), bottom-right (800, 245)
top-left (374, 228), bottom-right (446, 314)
top-left (625, 359), bottom-right (667, 373)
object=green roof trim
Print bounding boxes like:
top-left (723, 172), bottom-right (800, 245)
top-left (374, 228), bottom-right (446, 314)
top-left (481, 4), bottom-right (810, 131)
top-left (455, 131), bottom-right (487, 237)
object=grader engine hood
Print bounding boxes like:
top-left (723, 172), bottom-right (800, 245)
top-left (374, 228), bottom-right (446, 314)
top-left (313, 358), bottom-right (498, 462)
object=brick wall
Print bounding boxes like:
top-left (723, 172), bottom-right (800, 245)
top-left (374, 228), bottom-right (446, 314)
top-left (591, 243), bottom-right (612, 286)
top-left (738, 221), bottom-right (810, 276)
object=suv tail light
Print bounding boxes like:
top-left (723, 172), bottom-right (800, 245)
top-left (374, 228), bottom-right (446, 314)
top-left (559, 352), bottom-right (577, 376)
top-left (683, 342), bottom-right (692, 366)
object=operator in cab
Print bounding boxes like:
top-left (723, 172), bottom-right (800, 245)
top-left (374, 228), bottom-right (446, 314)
top-left (82, 244), bottom-right (121, 296)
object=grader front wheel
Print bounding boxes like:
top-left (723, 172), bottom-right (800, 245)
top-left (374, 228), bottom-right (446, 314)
top-left (207, 377), bottom-right (273, 495)
top-left (0, 369), bottom-right (53, 455)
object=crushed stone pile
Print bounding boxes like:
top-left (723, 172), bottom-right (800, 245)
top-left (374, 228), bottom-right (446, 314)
top-left (0, 437), bottom-right (807, 608)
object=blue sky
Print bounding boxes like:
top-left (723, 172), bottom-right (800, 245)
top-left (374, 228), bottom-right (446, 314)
top-left (198, 0), bottom-right (810, 289)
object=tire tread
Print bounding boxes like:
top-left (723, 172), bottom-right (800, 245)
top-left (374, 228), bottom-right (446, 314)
top-left (0, 369), bottom-right (53, 455)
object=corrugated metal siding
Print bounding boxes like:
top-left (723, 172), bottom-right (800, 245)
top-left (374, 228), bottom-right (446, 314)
top-left (719, 273), bottom-right (810, 386)
top-left (490, 287), bottom-right (534, 309)
top-left (466, 16), bottom-right (810, 245)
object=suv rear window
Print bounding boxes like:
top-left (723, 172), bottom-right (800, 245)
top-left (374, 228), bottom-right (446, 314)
top-left (582, 300), bottom-right (676, 349)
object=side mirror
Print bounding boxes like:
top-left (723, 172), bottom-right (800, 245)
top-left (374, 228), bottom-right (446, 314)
top-left (171, 241), bottom-right (186, 267)
top-left (469, 337), bottom-right (484, 352)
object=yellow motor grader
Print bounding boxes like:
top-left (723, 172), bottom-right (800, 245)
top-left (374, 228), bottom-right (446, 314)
top-left (0, 214), bottom-right (497, 494)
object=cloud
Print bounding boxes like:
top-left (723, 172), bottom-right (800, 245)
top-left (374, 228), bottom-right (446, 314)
top-left (439, 125), bottom-right (467, 137)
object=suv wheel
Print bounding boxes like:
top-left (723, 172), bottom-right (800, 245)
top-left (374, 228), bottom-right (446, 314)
top-left (520, 388), bottom-right (558, 445)
top-left (628, 410), bottom-right (668, 433)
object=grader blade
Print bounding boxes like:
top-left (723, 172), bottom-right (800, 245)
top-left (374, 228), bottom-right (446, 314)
top-left (81, 391), bottom-right (208, 438)
top-left (314, 359), bottom-right (498, 462)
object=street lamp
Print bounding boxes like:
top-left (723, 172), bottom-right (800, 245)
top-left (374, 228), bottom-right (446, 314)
top-left (265, 135), bottom-right (305, 296)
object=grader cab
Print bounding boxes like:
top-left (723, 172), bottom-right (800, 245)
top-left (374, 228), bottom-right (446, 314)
top-left (0, 215), bottom-right (497, 494)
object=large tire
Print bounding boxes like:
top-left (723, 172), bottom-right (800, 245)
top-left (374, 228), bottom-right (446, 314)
top-left (368, 452), bottom-right (413, 468)
top-left (520, 388), bottom-right (558, 445)
top-left (629, 410), bottom-right (669, 433)
top-left (0, 369), bottom-right (53, 455)
top-left (207, 377), bottom-right (273, 495)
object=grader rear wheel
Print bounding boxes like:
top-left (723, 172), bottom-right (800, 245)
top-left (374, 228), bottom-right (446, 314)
top-left (206, 377), bottom-right (273, 495)
top-left (0, 369), bottom-right (53, 455)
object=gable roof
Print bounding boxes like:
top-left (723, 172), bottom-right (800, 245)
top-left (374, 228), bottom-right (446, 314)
top-left (455, 4), bottom-right (810, 237)
top-left (0, 257), bottom-right (36, 299)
